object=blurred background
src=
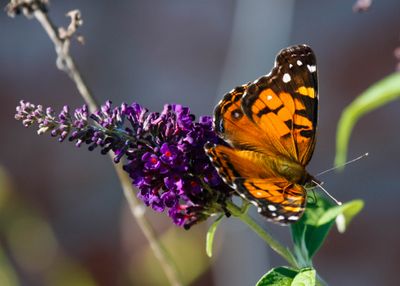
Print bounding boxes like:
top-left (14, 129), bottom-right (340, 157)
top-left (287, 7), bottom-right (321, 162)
top-left (1, 0), bottom-right (400, 285)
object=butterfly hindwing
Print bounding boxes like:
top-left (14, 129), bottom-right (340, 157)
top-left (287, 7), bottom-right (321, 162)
top-left (205, 143), bottom-right (306, 223)
top-left (238, 179), bottom-right (306, 223)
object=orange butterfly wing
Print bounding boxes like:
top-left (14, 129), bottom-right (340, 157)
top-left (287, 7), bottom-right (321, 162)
top-left (214, 85), bottom-right (284, 157)
top-left (242, 45), bottom-right (318, 165)
top-left (205, 143), bottom-right (306, 223)
top-left (206, 45), bottom-right (318, 224)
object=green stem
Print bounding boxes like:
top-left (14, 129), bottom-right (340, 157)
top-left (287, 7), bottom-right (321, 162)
top-left (335, 72), bottom-right (400, 168)
top-left (226, 201), bottom-right (328, 285)
top-left (225, 201), bottom-right (298, 268)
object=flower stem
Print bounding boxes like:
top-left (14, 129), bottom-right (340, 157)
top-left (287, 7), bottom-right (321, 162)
top-left (226, 201), bottom-right (328, 285)
top-left (10, 3), bottom-right (183, 286)
top-left (225, 200), bottom-right (298, 268)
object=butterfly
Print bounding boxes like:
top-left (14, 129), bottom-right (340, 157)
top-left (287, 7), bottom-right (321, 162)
top-left (205, 44), bottom-right (318, 224)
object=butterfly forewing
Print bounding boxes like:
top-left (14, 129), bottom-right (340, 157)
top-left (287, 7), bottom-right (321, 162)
top-left (242, 45), bottom-right (318, 165)
top-left (215, 86), bottom-right (293, 158)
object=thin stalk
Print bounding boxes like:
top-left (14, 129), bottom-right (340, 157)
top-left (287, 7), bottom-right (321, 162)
top-left (225, 200), bottom-right (298, 268)
top-left (226, 201), bottom-right (327, 285)
top-left (24, 6), bottom-right (182, 286)
top-left (114, 164), bottom-right (181, 286)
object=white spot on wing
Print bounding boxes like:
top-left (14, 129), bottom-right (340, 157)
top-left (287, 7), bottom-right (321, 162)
top-left (267, 95), bottom-right (273, 101)
top-left (297, 60), bottom-right (303, 66)
top-left (288, 216), bottom-right (299, 221)
top-left (282, 73), bottom-right (291, 83)
top-left (267, 205), bottom-right (277, 211)
top-left (307, 65), bottom-right (316, 73)
top-left (232, 110), bottom-right (241, 119)
top-left (289, 64), bottom-right (293, 68)
top-left (277, 215), bottom-right (285, 221)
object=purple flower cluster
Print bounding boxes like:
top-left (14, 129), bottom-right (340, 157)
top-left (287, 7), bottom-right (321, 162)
top-left (123, 104), bottom-right (233, 228)
top-left (15, 100), bottom-right (233, 228)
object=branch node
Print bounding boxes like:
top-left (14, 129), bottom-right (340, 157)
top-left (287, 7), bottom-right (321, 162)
top-left (54, 9), bottom-right (84, 72)
top-left (59, 9), bottom-right (83, 41)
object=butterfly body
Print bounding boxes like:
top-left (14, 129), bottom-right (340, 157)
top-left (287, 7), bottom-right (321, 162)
top-left (206, 45), bottom-right (319, 224)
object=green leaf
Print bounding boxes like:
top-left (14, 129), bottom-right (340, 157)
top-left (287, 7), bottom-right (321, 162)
top-left (291, 220), bottom-right (309, 267)
top-left (256, 267), bottom-right (317, 286)
top-left (298, 198), bottom-right (333, 226)
top-left (318, 199), bottom-right (364, 229)
top-left (256, 267), bottom-right (298, 286)
top-left (291, 197), bottom-right (334, 263)
top-left (205, 215), bottom-right (224, 257)
top-left (335, 72), bottom-right (400, 168)
top-left (335, 200), bottom-right (364, 233)
top-left (291, 197), bottom-right (364, 264)
top-left (291, 268), bottom-right (316, 286)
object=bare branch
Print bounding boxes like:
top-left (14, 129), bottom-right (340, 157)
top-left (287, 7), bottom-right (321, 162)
top-left (7, 2), bottom-right (183, 286)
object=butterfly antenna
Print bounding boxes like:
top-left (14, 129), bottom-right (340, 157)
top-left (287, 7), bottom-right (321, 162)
top-left (311, 179), bottom-right (342, 206)
top-left (316, 152), bottom-right (369, 177)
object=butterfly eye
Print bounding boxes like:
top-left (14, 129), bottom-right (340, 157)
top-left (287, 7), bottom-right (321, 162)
top-left (231, 109), bottom-right (243, 120)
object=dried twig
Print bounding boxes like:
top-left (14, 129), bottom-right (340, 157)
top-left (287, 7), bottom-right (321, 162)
top-left (6, 0), bottom-right (48, 18)
top-left (6, 1), bottom-right (182, 285)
